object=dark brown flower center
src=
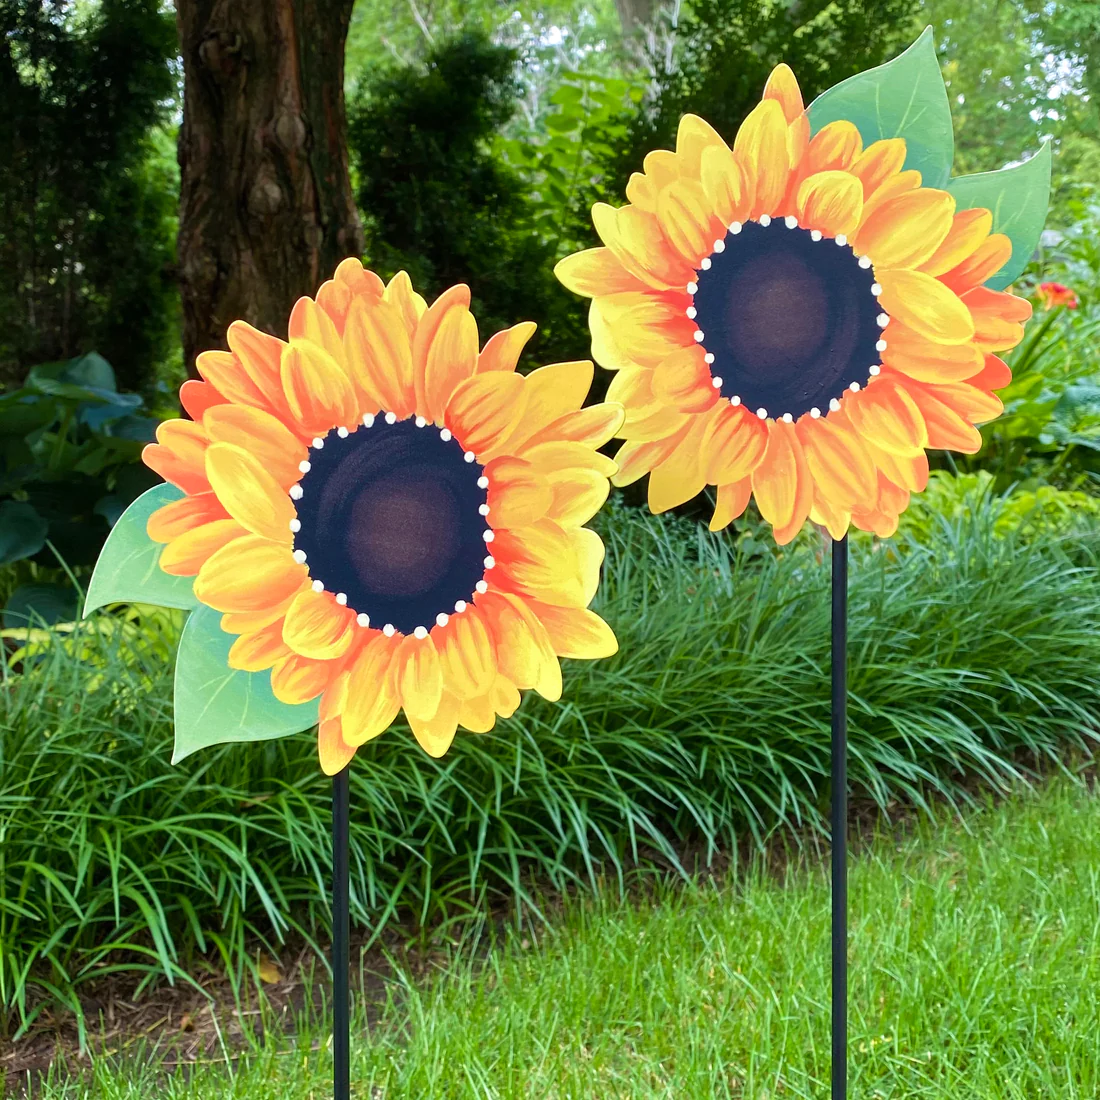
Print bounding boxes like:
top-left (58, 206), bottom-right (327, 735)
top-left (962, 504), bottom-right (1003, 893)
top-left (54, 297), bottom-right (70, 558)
top-left (292, 416), bottom-right (491, 635)
top-left (691, 218), bottom-right (886, 420)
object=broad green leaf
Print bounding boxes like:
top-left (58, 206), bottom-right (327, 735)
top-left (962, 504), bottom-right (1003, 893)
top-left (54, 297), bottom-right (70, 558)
top-left (3, 583), bottom-right (79, 628)
top-left (83, 483), bottom-right (198, 616)
top-left (946, 142), bottom-right (1051, 291)
top-left (808, 27), bottom-right (954, 189)
top-left (0, 501), bottom-right (48, 564)
top-left (172, 605), bottom-right (319, 764)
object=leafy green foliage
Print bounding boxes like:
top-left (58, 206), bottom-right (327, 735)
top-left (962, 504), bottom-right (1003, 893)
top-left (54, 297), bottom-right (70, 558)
top-left (4, 499), bottom-right (1099, 1035)
top-left (348, 33), bottom-right (591, 366)
top-left (0, 352), bottom-right (159, 622)
top-left (0, 0), bottom-right (178, 393)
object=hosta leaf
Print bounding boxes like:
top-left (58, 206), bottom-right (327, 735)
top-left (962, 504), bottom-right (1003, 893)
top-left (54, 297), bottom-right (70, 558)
top-left (172, 605), bottom-right (319, 764)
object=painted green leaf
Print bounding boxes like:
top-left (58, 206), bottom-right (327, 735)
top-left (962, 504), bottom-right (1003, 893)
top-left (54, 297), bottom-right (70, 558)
top-left (172, 605), bottom-right (319, 764)
top-left (807, 27), bottom-right (954, 190)
top-left (83, 483), bottom-right (198, 616)
top-left (946, 142), bottom-right (1051, 291)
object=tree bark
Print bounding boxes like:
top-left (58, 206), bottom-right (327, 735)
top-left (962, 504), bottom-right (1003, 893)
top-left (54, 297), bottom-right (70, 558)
top-left (175, 0), bottom-right (364, 376)
top-left (614, 0), bottom-right (659, 34)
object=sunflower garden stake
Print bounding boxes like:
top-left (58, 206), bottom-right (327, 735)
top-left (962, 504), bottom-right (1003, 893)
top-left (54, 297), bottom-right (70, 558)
top-left (83, 261), bottom-right (623, 1099)
top-left (555, 27), bottom-right (1049, 1099)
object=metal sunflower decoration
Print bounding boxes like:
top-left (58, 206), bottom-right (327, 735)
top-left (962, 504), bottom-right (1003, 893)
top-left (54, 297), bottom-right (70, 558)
top-left (85, 260), bottom-right (622, 772)
top-left (555, 29), bottom-right (1049, 544)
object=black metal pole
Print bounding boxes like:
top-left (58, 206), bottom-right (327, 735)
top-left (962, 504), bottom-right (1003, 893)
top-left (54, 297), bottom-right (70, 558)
top-left (831, 535), bottom-right (848, 1100)
top-left (332, 766), bottom-right (350, 1100)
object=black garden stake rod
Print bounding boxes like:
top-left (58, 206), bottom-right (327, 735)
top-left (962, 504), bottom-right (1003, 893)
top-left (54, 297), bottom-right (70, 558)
top-left (332, 767), bottom-right (351, 1100)
top-left (831, 536), bottom-right (848, 1100)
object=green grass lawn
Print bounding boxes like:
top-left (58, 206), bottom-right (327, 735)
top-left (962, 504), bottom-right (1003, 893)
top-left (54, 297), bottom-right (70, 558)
top-left (14, 775), bottom-right (1100, 1099)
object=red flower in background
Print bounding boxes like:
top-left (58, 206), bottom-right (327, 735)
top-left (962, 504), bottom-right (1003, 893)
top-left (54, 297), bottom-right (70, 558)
top-left (1037, 282), bottom-right (1078, 310)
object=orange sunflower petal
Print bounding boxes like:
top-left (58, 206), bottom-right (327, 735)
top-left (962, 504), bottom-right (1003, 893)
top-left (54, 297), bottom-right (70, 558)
top-left (903, 383), bottom-right (983, 453)
top-left (652, 345), bottom-right (719, 413)
top-left (435, 605), bottom-right (495, 700)
top-left (203, 403), bottom-right (307, 490)
top-left (445, 370), bottom-right (526, 459)
top-left (850, 139), bottom-right (907, 199)
top-left (478, 591), bottom-right (561, 701)
top-left (318, 717), bottom-right (358, 776)
top-left (657, 180), bottom-right (723, 266)
top-left (422, 300), bottom-right (479, 421)
top-left (796, 415), bottom-right (877, 511)
top-left (280, 342), bottom-right (358, 436)
top-left (383, 271), bottom-right (427, 337)
top-left (962, 287), bottom-right (1031, 352)
top-left (160, 518), bottom-right (248, 577)
top-left (289, 296), bottom-right (344, 363)
top-left (144, 418), bottom-right (210, 495)
top-left (919, 208), bottom-right (993, 277)
top-left (700, 401), bottom-right (768, 484)
top-left (147, 492), bottom-right (229, 542)
top-left (342, 297), bottom-right (414, 417)
top-left (225, 322), bottom-right (296, 420)
top-left (270, 651), bottom-right (337, 706)
top-left (525, 599), bottom-right (617, 660)
top-left (880, 322), bottom-right (984, 383)
top-left (179, 379), bottom-right (227, 421)
top-left (485, 457), bottom-right (553, 528)
top-left (939, 233), bottom-right (1013, 295)
top-left (970, 354), bottom-right (1012, 391)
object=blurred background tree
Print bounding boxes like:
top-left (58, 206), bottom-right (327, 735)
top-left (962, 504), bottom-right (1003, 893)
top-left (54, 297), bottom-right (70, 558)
top-left (0, 0), bottom-right (177, 395)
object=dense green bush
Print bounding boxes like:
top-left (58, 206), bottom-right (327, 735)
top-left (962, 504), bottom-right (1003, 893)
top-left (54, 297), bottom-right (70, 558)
top-left (4, 493), bottom-right (1099, 1036)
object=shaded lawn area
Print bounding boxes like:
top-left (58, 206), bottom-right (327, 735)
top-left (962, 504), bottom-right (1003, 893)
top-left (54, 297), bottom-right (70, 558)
top-left (11, 775), bottom-right (1100, 1099)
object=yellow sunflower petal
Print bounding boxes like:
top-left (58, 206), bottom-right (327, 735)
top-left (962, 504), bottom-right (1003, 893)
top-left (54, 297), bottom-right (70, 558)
top-left (555, 248), bottom-right (647, 299)
top-left (280, 342), bottom-right (358, 437)
top-left (194, 535), bottom-right (307, 613)
top-left (675, 113), bottom-right (728, 178)
top-left (762, 63), bottom-right (804, 123)
top-left (700, 402), bottom-right (768, 484)
top-left (508, 360), bottom-right (594, 446)
top-left (202, 404), bottom-right (307, 490)
top-left (479, 590), bottom-right (562, 701)
top-left (878, 270), bottom-right (974, 345)
top-left (525, 600), bottom-right (617, 659)
top-left (795, 171), bottom-right (863, 238)
top-left (435, 605), bottom-right (495, 700)
top-left (919, 208), bottom-right (993, 277)
top-left (591, 203), bottom-right (696, 291)
top-left (750, 420), bottom-right (812, 545)
top-left (147, 492), bottom-right (229, 542)
top-left (195, 349), bottom-right (272, 417)
top-left (457, 692), bottom-right (496, 733)
top-left (394, 634), bottom-right (443, 721)
top-left (343, 634), bottom-right (401, 746)
top-left (547, 468), bottom-right (611, 527)
top-left (478, 321), bottom-right (538, 373)
top-left (611, 426), bottom-right (692, 487)
top-left (700, 142), bottom-right (749, 225)
top-left (383, 270), bottom-right (427, 337)
top-left (485, 457), bottom-right (554, 528)
top-left (523, 403), bottom-right (625, 450)
top-left (853, 188), bottom-right (955, 269)
top-left (422, 300), bottom-right (479, 421)
top-left (795, 415), bottom-right (877, 511)
top-left (407, 693), bottom-right (459, 758)
top-left (810, 486), bottom-right (852, 541)
top-left (518, 441), bottom-right (617, 479)
top-left (160, 518), bottom-right (248, 577)
top-left (342, 297), bottom-right (414, 417)
top-left (445, 371), bottom-right (526, 459)
top-left (288, 296), bottom-right (344, 362)
top-left (489, 674), bottom-right (521, 719)
top-left (228, 619), bottom-right (292, 672)
top-left (844, 378), bottom-right (928, 457)
top-left (590, 292), bottom-right (696, 371)
top-left (205, 442), bottom-right (296, 542)
top-left (733, 98), bottom-right (792, 217)
top-left (880, 322), bottom-right (984, 383)
top-left (924, 380), bottom-right (1003, 423)
top-left (567, 526), bottom-right (604, 607)
top-left (493, 520), bottom-right (587, 607)
top-left (652, 345), bottom-right (719, 414)
top-left (803, 121), bottom-right (863, 175)
top-left (657, 179), bottom-right (721, 266)
top-left (282, 587), bottom-right (355, 660)
top-left (318, 717), bottom-right (358, 776)
top-left (408, 284), bottom-right (471, 409)
top-left (221, 586), bottom-right (304, 635)
top-left (709, 478), bottom-right (752, 531)
top-left (648, 431), bottom-right (706, 514)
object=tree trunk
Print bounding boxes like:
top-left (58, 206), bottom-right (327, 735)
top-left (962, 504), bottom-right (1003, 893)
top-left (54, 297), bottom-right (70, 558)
top-left (614, 0), bottom-right (659, 34)
top-left (175, 0), bottom-right (364, 376)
